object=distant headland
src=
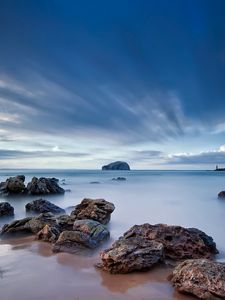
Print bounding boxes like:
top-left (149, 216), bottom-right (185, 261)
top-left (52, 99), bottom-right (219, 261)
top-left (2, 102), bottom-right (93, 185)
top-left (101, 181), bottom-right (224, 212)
top-left (102, 161), bottom-right (130, 170)
top-left (215, 165), bottom-right (225, 171)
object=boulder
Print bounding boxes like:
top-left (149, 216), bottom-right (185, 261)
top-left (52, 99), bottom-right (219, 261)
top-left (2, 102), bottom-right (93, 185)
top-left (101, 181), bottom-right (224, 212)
top-left (123, 224), bottom-right (218, 260)
top-left (218, 191), bottom-right (225, 199)
top-left (25, 199), bottom-right (65, 214)
top-left (27, 177), bottom-right (65, 195)
top-left (53, 219), bottom-right (109, 253)
top-left (102, 161), bottom-right (130, 170)
top-left (1, 212), bottom-right (57, 236)
top-left (0, 175), bottom-right (26, 195)
top-left (71, 198), bottom-right (115, 225)
top-left (98, 236), bottom-right (164, 274)
top-left (0, 202), bottom-right (14, 216)
top-left (171, 259), bottom-right (225, 299)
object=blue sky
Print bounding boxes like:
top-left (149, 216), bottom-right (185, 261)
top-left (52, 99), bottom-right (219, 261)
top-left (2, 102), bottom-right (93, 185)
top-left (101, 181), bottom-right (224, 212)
top-left (0, 0), bottom-right (225, 169)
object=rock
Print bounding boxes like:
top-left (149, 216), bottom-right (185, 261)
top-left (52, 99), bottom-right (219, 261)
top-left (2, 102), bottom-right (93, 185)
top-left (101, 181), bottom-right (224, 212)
top-left (1, 212), bottom-right (57, 236)
top-left (218, 191), bottom-right (225, 199)
top-left (53, 219), bottom-right (109, 253)
top-left (0, 175), bottom-right (26, 195)
top-left (90, 181), bottom-right (100, 184)
top-left (70, 198), bottom-right (115, 225)
top-left (112, 177), bottom-right (126, 181)
top-left (25, 199), bottom-right (65, 214)
top-left (102, 161), bottom-right (130, 170)
top-left (36, 224), bottom-right (61, 242)
top-left (98, 236), bottom-right (164, 274)
top-left (27, 177), bottom-right (65, 195)
top-left (0, 202), bottom-right (14, 216)
top-left (123, 224), bottom-right (218, 260)
top-left (171, 259), bottom-right (225, 299)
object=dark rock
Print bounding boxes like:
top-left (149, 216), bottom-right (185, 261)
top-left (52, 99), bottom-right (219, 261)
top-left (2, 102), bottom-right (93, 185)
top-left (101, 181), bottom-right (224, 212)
top-left (27, 177), bottom-right (65, 195)
top-left (123, 224), bottom-right (218, 260)
top-left (0, 202), bottom-right (14, 216)
top-left (102, 161), bottom-right (130, 170)
top-left (0, 175), bottom-right (26, 195)
top-left (53, 219), bottom-right (109, 253)
top-left (70, 198), bottom-right (115, 225)
top-left (1, 212), bottom-right (57, 236)
top-left (171, 259), bottom-right (225, 299)
top-left (218, 191), bottom-right (225, 199)
top-left (112, 177), bottom-right (126, 181)
top-left (90, 181), bottom-right (100, 184)
top-left (36, 224), bottom-right (61, 242)
top-left (25, 199), bottom-right (65, 214)
top-left (98, 236), bottom-right (164, 274)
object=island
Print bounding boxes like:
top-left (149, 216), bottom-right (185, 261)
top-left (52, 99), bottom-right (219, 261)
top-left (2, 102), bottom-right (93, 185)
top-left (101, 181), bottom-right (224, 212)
top-left (102, 161), bottom-right (130, 170)
top-left (215, 165), bottom-right (225, 171)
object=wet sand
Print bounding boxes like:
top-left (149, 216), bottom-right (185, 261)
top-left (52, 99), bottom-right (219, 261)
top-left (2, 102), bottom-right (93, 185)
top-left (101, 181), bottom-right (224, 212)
top-left (0, 235), bottom-right (197, 300)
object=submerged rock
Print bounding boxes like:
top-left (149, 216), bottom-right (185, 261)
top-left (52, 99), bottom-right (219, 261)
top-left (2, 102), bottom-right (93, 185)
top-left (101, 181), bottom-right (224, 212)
top-left (0, 175), bottom-right (26, 195)
top-left (98, 236), bottom-right (164, 274)
top-left (218, 191), bottom-right (225, 199)
top-left (0, 202), bottom-right (14, 216)
top-left (25, 199), bottom-right (65, 214)
top-left (123, 224), bottom-right (218, 260)
top-left (71, 198), bottom-right (115, 225)
top-left (112, 177), bottom-right (126, 181)
top-left (1, 212), bottom-right (57, 236)
top-left (53, 219), bottom-right (109, 253)
top-left (27, 177), bottom-right (65, 195)
top-left (171, 259), bottom-right (225, 299)
top-left (102, 161), bottom-right (130, 170)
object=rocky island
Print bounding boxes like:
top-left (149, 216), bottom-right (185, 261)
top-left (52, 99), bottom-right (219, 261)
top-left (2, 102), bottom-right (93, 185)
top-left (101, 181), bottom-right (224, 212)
top-left (102, 161), bottom-right (130, 170)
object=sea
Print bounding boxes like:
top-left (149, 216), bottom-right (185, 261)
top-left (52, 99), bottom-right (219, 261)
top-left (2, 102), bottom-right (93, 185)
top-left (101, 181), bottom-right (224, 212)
top-left (0, 169), bottom-right (224, 300)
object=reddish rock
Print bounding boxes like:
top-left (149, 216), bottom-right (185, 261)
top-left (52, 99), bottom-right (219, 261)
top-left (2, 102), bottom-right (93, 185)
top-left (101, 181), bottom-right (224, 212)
top-left (171, 259), bottom-right (225, 299)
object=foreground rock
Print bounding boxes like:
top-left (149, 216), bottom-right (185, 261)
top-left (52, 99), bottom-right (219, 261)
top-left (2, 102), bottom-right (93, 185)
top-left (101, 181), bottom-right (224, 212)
top-left (0, 202), bottom-right (14, 216)
top-left (71, 198), bottom-right (115, 224)
top-left (0, 175), bottom-right (26, 195)
top-left (36, 224), bottom-right (61, 242)
top-left (123, 224), bottom-right (218, 260)
top-left (25, 199), bottom-right (65, 214)
top-left (53, 219), bottom-right (109, 253)
top-left (171, 259), bottom-right (225, 299)
top-left (98, 236), bottom-right (164, 274)
top-left (218, 191), bottom-right (225, 199)
top-left (1, 212), bottom-right (57, 236)
top-left (27, 177), bottom-right (65, 195)
top-left (102, 161), bottom-right (130, 170)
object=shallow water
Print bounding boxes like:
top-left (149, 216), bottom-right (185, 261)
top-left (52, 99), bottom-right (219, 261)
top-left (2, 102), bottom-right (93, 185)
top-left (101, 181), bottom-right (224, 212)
top-left (0, 169), bottom-right (224, 300)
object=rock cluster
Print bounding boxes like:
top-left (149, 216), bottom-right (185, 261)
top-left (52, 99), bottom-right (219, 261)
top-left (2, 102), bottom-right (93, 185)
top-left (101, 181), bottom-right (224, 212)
top-left (0, 176), bottom-right (65, 196)
top-left (171, 259), bottom-right (225, 299)
top-left (0, 202), bottom-right (14, 216)
top-left (102, 161), bottom-right (130, 170)
top-left (1, 198), bottom-right (114, 254)
top-left (25, 199), bottom-right (65, 214)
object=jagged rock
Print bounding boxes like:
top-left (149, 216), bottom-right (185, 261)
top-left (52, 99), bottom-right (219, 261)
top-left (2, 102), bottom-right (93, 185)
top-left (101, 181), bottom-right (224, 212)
top-left (1, 212), bottom-right (57, 236)
top-left (56, 214), bottom-right (76, 231)
top-left (53, 219), bottom-right (109, 253)
top-left (0, 175), bottom-right (26, 195)
top-left (112, 177), bottom-right (126, 181)
top-left (218, 191), bottom-right (225, 199)
top-left (98, 236), bottom-right (164, 274)
top-left (25, 199), bottom-right (65, 214)
top-left (123, 224), bottom-right (218, 260)
top-left (27, 177), bottom-right (65, 195)
top-left (171, 259), bottom-right (225, 299)
top-left (71, 198), bottom-right (115, 225)
top-left (0, 202), bottom-right (14, 216)
top-left (102, 161), bottom-right (130, 170)
top-left (36, 224), bottom-right (61, 242)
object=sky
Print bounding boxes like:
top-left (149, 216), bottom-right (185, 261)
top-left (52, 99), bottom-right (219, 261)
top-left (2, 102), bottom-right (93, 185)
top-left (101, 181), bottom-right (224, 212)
top-left (0, 0), bottom-right (225, 169)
